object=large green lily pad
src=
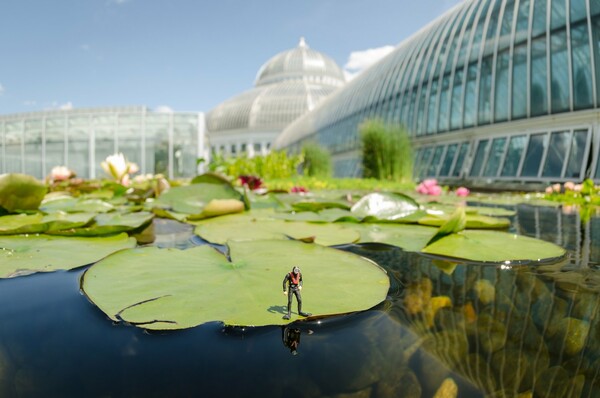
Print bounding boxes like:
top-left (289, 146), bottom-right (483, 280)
top-left (47, 211), bottom-right (154, 236)
top-left (153, 179), bottom-right (244, 215)
top-left (346, 223), bottom-right (437, 252)
top-left (421, 230), bottom-right (566, 263)
top-left (193, 212), bottom-right (360, 246)
top-left (0, 173), bottom-right (47, 212)
top-left (0, 233), bottom-right (136, 278)
top-left (0, 212), bottom-right (95, 235)
top-left (81, 239), bottom-right (390, 329)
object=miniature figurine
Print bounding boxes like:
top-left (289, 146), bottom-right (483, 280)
top-left (282, 266), bottom-right (311, 320)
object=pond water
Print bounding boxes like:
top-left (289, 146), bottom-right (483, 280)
top-left (1, 204), bottom-right (599, 397)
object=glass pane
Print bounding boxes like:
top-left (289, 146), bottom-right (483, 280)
top-left (521, 133), bottom-right (547, 177)
top-left (532, 0), bottom-right (548, 37)
top-left (542, 131), bottom-right (570, 177)
top-left (550, 30), bottom-right (570, 113)
top-left (571, 23), bottom-right (594, 109)
top-left (483, 137), bottom-right (507, 176)
top-left (452, 142), bottom-right (470, 177)
top-left (24, 120), bottom-right (43, 178)
top-left (418, 147), bottom-right (433, 178)
top-left (427, 145), bottom-right (444, 176)
top-left (551, 0), bottom-right (567, 30)
top-left (437, 75), bottom-right (451, 132)
top-left (515, 0), bottom-right (531, 43)
top-left (450, 70), bottom-right (463, 129)
top-left (464, 64), bottom-right (478, 127)
top-left (68, 127), bottom-right (90, 179)
top-left (501, 135), bottom-right (527, 176)
top-left (565, 130), bottom-right (588, 178)
top-left (512, 44), bottom-right (528, 119)
top-left (426, 80), bottom-right (438, 134)
top-left (478, 57), bottom-right (493, 124)
top-left (570, 0), bottom-right (587, 23)
top-left (498, 0), bottom-right (515, 52)
top-left (595, 19), bottom-right (600, 104)
top-left (531, 36), bottom-right (549, 116)
top-left (500, 135), bottom-right (527, 177)
top-left (470, 139), bottom-right (489, 176)
top-left (494, 50), bottom-right (510, 121)
top-left (439, 143), bottom-right (458, 176)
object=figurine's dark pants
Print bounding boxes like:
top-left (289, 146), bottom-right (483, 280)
top-left (287, 286), bottom-right (302, 315)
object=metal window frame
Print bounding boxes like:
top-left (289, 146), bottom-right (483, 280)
top-left (474, 0), bottom-right (500, 126)
top-left (490, 0), bottom-right (509, 123)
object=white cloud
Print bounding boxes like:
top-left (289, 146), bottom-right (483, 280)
top-left (107, 0), bottom-right (131, 5)
top-left (154, 105), bottom-right (174, 114)
top-left (80, 44), bottom-right (91, 52)
top-left (343, 45), bottom-right (395, 80)
top-left (0, 83), bottom-right (4, 95)
top-left (59, 101), bottom-right (74, 110)
top-left (23, 100), bottom-right (37, 106)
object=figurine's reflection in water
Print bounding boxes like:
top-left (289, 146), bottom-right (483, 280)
top-left (282, 326), bottom-right (313, 355)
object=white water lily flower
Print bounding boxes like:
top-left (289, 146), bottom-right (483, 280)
top-left (101, 153), bottom-right (138, 184)
top-left (50, 166), bottom-right (74, 181)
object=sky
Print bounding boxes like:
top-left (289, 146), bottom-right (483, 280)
top-left (0, 0), bottom-right (463, 115)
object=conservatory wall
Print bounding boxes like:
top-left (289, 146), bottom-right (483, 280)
top-left (0, 107), bottom-right (206, 180)
top-left (275, 0), bottom-right (600, 187)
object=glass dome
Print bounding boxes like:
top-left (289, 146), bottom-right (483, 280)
top-left (206, 38), bottom-right (345, 137)
top-left (255, 37), bottom-right (346, 87)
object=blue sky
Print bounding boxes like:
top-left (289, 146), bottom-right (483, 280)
top-left (0, 0), bottom-right (462, 115)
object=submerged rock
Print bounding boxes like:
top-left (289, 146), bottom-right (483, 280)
top-left (433, 378), bottom-right (458, 398)
top-left (473, 279), bottom-right (495, 305)
top-left (373, 368), bottom-right (421, 398)
top-left (548, 317), bottom-right (590, 357)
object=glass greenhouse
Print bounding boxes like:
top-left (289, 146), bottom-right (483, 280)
top-left (0, 107), bottom-right (206, 180)
top-left (206, 38), bottom-right (345, 158)
top-left (275, 0), bottom-right (600, 187)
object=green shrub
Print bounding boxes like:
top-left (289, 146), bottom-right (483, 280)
top-left (207, 151), bottom-right (303, 180)
top-left (301, 142), bottom-right (331, 178)
top-left (360, 119), bottom-right (412, 181)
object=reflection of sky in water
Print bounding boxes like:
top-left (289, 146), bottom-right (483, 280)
top-left (2, 204), bottom-right (600, 397)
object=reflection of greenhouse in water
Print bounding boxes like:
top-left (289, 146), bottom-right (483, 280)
top-left (0, 107), bottom-right (206, 180)
top-left (346, 204), bottom-right (600, 397)
top-left (276, 0), bottom-right (600, 188)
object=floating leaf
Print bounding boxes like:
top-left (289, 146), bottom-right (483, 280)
top-left (0, 233), bottom-right (136, 278)
top-left (351, 192), bottom-right (419, 220)
top-left (421, 230), bottom-right (566, 263)
top-left (154, 181), bottom-right (244, 214)
top-left (418, 212), bottom-right (510, 229)
top-left (193, 212), bottom-right (360, 246)
top-left (47, 211), bottom-right (154, 236)
top-left (0, 212), bottom-right (95, 235)
top-left (0, 173), bottom-right (47, 212)
top-left (186, 199), bottom-right (245, 220)
top-left (81, 239), bottom-right (390, 329)
top-left (345, 223), bottom-right (437, 252)
top-left (425, 207), bottom-right (467, 246)
top-left (40, 197), bottom-right (114, 213)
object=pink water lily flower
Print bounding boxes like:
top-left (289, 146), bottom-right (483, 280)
top-left (416, 178), bottom-right (442, 196)
top-left (49, 166), bottom-right (75, 182)
top-left (455, 187), bottom-right (470, 197)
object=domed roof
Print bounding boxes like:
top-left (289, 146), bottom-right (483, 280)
top-left (207, 80), bottom-right (339, 132)
top-left (255, 37), bottom-right (345, 87)
top-left (207, 38), bottom-right (346, 135)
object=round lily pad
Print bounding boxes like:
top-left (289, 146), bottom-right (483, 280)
top-left (81, 239), bottom-right (390, 329)
top-left (0, 233), bottom-right (136, 278)
top-left (421, 230), bottom-right (566, 263)
top-left (351, 192), bottom-right (419, 220)
top-left (193, 214), bottom-right (360, 246)
top-left (346, 223), bottom-right (437, 252)
top-left (0, 173), bottom-right (47, 212)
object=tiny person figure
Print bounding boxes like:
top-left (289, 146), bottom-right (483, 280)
top-left (282, 266), bottom-right (312, 320)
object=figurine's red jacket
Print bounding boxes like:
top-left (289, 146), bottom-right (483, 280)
top-left (283, 272), bottom-right (303, 291)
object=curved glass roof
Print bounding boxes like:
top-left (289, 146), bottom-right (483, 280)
top-left (275, 0), bottom-right (600, 149)
top-left (207, 38), bottom-right (345, 135)
top-left (255, 37), bottom-right (346, 87)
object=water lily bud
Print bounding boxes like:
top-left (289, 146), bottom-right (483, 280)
top-left (563, 181), bottom-right (575, 191)
top-left (49, 166), bottom-right (74, 182)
